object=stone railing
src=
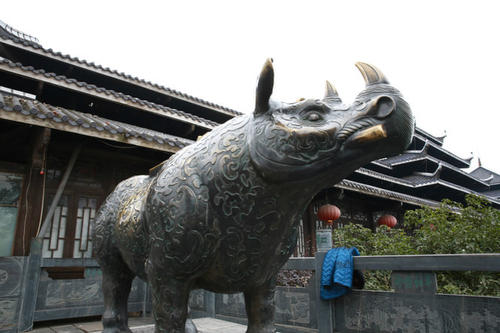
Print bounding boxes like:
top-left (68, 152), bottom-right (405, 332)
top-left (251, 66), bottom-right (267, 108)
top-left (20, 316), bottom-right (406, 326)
top-left (1, 239), bottom-right (499, 333)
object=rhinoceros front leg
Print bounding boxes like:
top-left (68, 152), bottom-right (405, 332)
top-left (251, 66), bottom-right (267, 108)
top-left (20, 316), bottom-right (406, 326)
top-left (244, 279), bottom-right (277, 333)
top-left (147, 265), bottom-right (193, 333)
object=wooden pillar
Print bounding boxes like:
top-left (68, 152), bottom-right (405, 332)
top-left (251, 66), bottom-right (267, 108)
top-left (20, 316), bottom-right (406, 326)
top-left (13, 127), bottom-right (51, 256)
top-left (304, 202), bottom-right (317, 257)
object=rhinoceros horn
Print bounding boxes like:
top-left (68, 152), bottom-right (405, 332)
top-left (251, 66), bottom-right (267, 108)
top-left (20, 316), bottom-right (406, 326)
top-left (355, 62), bottom-right (389, 85)
top-left (254, 58), bottom-right (274, 115)
top-left (323, 80), bottom-right (342, 104)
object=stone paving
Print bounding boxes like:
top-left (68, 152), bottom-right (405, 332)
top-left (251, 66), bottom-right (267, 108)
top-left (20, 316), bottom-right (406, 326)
top-left (31, 317), bottom-right (247, 333)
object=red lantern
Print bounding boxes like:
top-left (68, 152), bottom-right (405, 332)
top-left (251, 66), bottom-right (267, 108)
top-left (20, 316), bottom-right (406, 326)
top-left (378, 214), bottom-right (397, 228)
top-left (317, 204), bottom-right (341, 224)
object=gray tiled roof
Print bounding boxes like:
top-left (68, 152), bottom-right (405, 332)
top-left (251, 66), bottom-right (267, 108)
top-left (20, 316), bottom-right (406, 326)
top-left (0, 20), bottom-right (40, 47)
top-left (413, 133), bottom-right (472, 167)
top-left (483, 189), bottom-right (500, 199)
top-left (0, 57), bottom-right (219, 130)
top-left (378, 135), bottom-right (472, 169)
top-left (0, 33), bottom-right (241, 117)
top-left (414, 127), bottom-right (445, 145)
top-left (379, 139), bottom-right (431, 166)
top-left (0, 90), bottom-right (194, 153)
top-left (352, 166), bottom-right (500, 205)
top-left (470, 167), bottom-right (500, 185)
top-left (376, 141), bottom-right (489, 189)
top-left (402, 164), bottom-right (443, 185)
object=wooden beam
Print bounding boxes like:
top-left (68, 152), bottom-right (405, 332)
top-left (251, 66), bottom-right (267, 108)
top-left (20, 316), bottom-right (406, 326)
top-left (37, 143), bottom-right (82, 239)
top-left (35, 81), bottom-right (44, 99)
top-left (13, 127), bottom-right (51, 255)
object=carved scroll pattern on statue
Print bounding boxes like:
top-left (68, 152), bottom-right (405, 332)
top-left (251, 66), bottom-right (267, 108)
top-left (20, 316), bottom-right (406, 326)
top-left (148, 160), bottom-right (217, 277)
top-left (253, 110), bottom-right (340, 165)
top-left (147, 115), bottom-right (289, 286)
top-left (210, 116), bottom-right (265, 224)
top-left (114, 176), bottom-right (150, 260)
top-left (145, 125), bottom-right (244, 277)
top-left (204, 117), bottom-right (287, 285)
top-left (93, 186), bottom-right (123, 257)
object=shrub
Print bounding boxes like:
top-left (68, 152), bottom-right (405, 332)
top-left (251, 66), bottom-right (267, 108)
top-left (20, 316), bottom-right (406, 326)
top-left (332, 195), bottom-right (500, 296)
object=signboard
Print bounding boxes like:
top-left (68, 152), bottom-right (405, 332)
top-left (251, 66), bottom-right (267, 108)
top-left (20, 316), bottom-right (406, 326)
top-left (316, 229), bottom-right (332, 251)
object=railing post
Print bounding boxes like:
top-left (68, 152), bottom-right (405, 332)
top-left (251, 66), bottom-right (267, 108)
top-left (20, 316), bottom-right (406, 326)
top-left (18, 239), bottom-right (42, 331)
top-left (142, 282), bottom-right (149, 317)
top-left (205, 291), bottom-right (216, 318)
top-left (314, 251), bottom-right (333, 333)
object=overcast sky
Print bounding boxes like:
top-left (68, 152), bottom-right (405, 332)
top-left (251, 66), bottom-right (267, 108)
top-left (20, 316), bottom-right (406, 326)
top-left (2, 1), bottom-right (499, 173)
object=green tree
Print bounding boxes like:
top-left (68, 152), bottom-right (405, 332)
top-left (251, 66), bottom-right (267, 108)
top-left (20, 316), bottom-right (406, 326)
top-left (405, 195), bottom-right (500, 254)
top-left (333, 195), bottom-right (500, 295)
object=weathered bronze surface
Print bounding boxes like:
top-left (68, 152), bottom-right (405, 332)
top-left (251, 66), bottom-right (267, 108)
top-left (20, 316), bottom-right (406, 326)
top-left (92, 59), bottom-right (414, 333)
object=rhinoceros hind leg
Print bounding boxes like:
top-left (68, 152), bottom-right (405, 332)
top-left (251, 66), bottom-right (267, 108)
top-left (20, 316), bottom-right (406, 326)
top-left (244, 280), bottom-right (277, 333)
top-left (100, 254), bottom-right (135, 333)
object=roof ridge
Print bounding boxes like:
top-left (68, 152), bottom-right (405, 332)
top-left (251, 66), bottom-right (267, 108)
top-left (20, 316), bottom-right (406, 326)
top-left (336, 179), bottom-right (441, 208)
top-left (0, 20), bottom-right (40, 46)
top-left (355, 167), bottom-right (414, 186)
top-left (0, 33), bottom-right (242, 117)
top-left (414, 127), bottom-right (445, 145)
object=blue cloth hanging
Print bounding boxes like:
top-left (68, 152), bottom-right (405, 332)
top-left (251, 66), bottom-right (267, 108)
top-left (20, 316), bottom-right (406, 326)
top-left (320, 247), bottom-right (360, 300)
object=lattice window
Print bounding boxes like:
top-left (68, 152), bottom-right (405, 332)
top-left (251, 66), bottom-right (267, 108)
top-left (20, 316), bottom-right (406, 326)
top-left (41, 195), bottom-right (68, 258)
top-left (73, 197), bottom-right (96, 258)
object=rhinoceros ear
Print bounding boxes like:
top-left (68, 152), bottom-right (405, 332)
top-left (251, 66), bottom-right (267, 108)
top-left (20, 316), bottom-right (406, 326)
top-left (254, 58), bottom-right (274, 115)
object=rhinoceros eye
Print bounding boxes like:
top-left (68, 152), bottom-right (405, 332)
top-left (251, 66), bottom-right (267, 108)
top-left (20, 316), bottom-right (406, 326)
top-left (305, 112), bottom-right (322, 122)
